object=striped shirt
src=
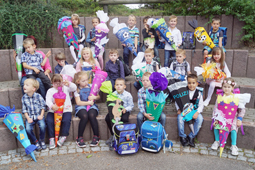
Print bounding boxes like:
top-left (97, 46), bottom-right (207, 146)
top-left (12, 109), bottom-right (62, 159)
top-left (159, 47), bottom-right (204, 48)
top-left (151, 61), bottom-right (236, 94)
top-left (21, 51), bottom-right (44, 75)
top-left (128, 26), bottom-right (139, 44)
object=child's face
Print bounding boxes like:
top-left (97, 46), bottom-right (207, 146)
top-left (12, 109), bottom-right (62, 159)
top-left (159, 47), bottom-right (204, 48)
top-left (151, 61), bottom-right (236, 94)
top-left (168, 18), bottom-right (177, 28)
top-left (53, 80), bottom-right (63, 89)
top-left (78, 75), bottom-right (89, 88)
top-left (109, 53), bottom-right (118, 63)
top-left (72, 18), bottom-right (79, 26)
top-left (142, 76), bottom-right (151, 89)
top-left (82, 50), bottom-right (91, 61)
top-left (213, 51), bottom-right (221, 62)
top-left (222, 83), bottom-right (234, 96)
top-left (211, 21), bottom-right (220, 31)
top-left (24, 44), bottom-right (36, 54)
top-left (143, 19), bottom-right (148, 28)
top-left (23, 80), bottom-right (36, 94)
top-left (187, 78), bottom-right (198, 91)
top-left (176, 53), bottom-right (185, 63)
top-left (92, 19), bottom-right (99, 28)
top-left (57, 60), bottom-right (66, 67)
top-left (128, 17), bottom-right (136, 28)
top-left (145, 52), bottom-right (154, 63)
top-left (115, 80), bottom-right (126, 93)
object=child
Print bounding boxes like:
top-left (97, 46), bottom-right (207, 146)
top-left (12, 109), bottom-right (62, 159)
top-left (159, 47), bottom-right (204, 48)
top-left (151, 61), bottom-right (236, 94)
top-left (74, 71), bottom-right (101, 147)
top-left (169, 49), bottom-right (191, 77)
top-left (203, 47), bottom-right (231, 106)
top-left (105, 49), bottom-right (125, 91)
top-left (54, 52), bottom-right (68, 74)
top-left (69, 14), bottom-right (86, 62)
top-left (22, 78), bottom-right (46, 151)
top-left (86, 17), bottom-right (104, 69)
top-left (159, 15), bottom-right (182, 67)
top-left (211, 78), bottom-right (245, 156)
top-left (176, 74), bottom-right (204, 147)
top-left (137, 72), bottom-right (166, 132)
top-left (76, 47), bottom-right (101, 72)
top-left (203, 17), bottom-right (226, 59)
top-left (142, 16), bottom-right (159, 57)
top-left (122, 14), bottom-right (141, 66)
top-left (134, 48), bottom-right (159, 91)
top-left (46, 74), bottom-right (77, 149)
top-left (21, 38), bottom-right (51, 92)
top-left (105, 78), bottom-right (134, 145)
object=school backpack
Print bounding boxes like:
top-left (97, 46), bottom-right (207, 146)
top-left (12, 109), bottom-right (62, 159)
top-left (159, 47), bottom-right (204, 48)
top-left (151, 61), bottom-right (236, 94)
top-left (180, 32), bottom-right (196, 49)
top-left (117, 56), bottom-right (131, 77)
top-left (141, 121), bottom-right (172, 153)
top-left (209, 27), bottom-right (227, 46)
top-left (173, 60), bottom-right (188, 75)
top-left (112, 123), bottom-right (140, 155)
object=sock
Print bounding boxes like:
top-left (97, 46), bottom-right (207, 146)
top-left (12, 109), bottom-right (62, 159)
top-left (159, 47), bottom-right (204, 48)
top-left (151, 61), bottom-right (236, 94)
top-left (205, 81), bottom-right (216, 104)
top-left (69, 46), bottom-right (77, 62)
top-left (231, 130), bottom-right (237, 146)
top-left (214, 129), bottom-right (219, 141)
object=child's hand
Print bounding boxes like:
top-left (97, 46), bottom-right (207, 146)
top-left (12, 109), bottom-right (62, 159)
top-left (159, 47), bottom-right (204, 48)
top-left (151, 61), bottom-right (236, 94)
top-left (33, 68), bottom-right (40, 74)
top-left (91, 37), bottom-right (96, 42)
top-left (88, 94), bottom-right (96, 101)
top-left (78, 39), bottom-right (81, 43)
top-left (237, 120), bottom-right (242, 127)
top-left (122, 108), bottom-right (126, 114)
top-left (52, 104), bottom-right (59, 112)
top-left (151, 35), bottom-right (155, 38)
top-left (122, 44), bottom-right (126, 47)
top-left (38, 115), bottom-right (43, 120)
top-left (44, 71), bottom-right (50, 79)
top-left (92, 65), bottom-right (96, 70)
top-left (27, 117), bottom-right (33, 123)
top-left (45, 51), bottom-right (51, 58)
top-left (202, 41), bottom-right (207, 46)
top-left (193, 112), bottom-right (199, 119)
top-left (177, 109), bottom-right (181, 115)
top-left (87, 100), bottom-right (94, 105)
top-left (144, 113), bottom-right (154, 120)
top-left (213, 120), bottom-right (219, 127)
top-left (63, 80), bottom-right (70, 87)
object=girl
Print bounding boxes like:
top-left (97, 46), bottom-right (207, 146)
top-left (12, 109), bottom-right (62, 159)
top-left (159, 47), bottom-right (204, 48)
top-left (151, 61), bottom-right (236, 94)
top-left (69, 14), bottom-right (86, 62)
top-left (85, 17), bottom-right (104, 69)
top-left (211, 78), bottom-right (247, 156)
top-left (46, 74), bottom-right (77, 149)
top-left (203, 47), bottom-right (231, 106)
top-left (76, 47), bottom-right (101, 72)
top-left (74, 71), bottom-right (100, 147)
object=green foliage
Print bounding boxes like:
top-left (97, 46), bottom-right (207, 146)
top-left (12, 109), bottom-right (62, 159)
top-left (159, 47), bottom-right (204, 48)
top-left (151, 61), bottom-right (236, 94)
top-left (0, 1), bottom-right (68, 49)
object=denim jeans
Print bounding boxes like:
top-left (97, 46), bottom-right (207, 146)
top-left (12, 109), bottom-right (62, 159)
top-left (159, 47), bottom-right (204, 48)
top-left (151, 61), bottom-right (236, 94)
top-left (21, 76), bottom-right (46, 99)
top-left (25, 118), bottom-right (46, 143)
top-left (123, 45), bottom-right (141, 66)
top-left (46, 112), bottom-right (72, 138)
top-left (133, 81), bottom-right (142, 91)
top-left (142, 45), bottom-right (159, 58)
top-left (164, 50), bottom-right (176, 67)
top-left (177, 113), bottom-right (203, 138)
top-left (137, 112), bottom-right (166, 133)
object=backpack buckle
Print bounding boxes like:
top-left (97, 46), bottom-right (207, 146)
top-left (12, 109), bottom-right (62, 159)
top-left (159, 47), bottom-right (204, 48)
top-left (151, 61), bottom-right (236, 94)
top-left (126, 134), bottom-right (130, 141)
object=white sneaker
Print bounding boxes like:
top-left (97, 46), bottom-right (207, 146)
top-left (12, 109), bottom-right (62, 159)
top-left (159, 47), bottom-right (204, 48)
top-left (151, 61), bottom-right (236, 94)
top-left (49, 138), bottom-right (56, 150)
top-left (231, 145), bottom-right (239, 156)
top-left (211, 141), bottom-right (220, 150)
top-left (57, 136), bottom-right (67, 147)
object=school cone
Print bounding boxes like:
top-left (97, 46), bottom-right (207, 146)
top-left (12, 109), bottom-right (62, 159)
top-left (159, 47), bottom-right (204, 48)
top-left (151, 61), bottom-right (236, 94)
top-left (53, 87), bottom-right (66, 146)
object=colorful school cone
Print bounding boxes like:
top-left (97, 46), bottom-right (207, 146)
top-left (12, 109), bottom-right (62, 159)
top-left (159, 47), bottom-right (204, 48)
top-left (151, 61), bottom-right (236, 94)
top-left (53, 87), bottom-right (66, 146)
top-left (87, 67), bottom-right (108, 111)
top-left (12, 32), bottom-right (27, 82)
top-left (110, 18), bottom-right (137, 56)
top-left (95, 10), bottom-right (109, 58)
top-left (0, 105), bottom-right (37, 162)
top-left (60, 65), bottom-right (77, 82)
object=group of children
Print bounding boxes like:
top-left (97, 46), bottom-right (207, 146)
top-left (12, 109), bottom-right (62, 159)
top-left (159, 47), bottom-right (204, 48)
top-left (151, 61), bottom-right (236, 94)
top-left (17, 13), bottom-right (245, 157)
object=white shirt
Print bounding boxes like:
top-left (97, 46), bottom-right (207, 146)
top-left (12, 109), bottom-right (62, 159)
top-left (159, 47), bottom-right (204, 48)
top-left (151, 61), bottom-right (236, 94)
top-left (159, 27), bottom-right (182, 50)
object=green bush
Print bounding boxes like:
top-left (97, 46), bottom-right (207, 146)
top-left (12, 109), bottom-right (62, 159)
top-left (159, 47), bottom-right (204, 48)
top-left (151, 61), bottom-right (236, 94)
top-left (0, 1), bottom-right (68, 49)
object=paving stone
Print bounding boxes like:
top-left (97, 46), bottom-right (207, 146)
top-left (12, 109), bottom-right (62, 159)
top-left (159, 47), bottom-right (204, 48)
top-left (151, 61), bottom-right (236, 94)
top-left (11, 153), bottom-right (20, 158)
top-left (76, 148), bottom-right (84, 153)
top-left (1, 155), bottom-right (11, 160)
top-left (247, 158), bottom-right (255, 163)
top-left (64, 141), bottom-right (73, 146)
top-left (220, 153), bottom-right (227, 158)
top-left (91, 147), bottom-right (100, 152)
top-left (237, 156), bottom-right (247, 161)
top-left (20, 151), bottom-right (26, 157)
top-left (12, 157), bottom-right (22, 163)
top-left (209, 150), bottom-right (218, 156)
top-left (244, 149), bottom-right (253, 154)
top-left (173, 143), bottom-right (181, 148)
top-left (41, 148), bottom-right (49, 153)
top-left (0, 159), bottom-right (11, 165)
top-left (22, 156), bottom-right (32, 161)
top-left (99, 143), bottom-right (108, 147)
top-left (8, 149), bottom-right (16, 155)
top-left (68, 149), bottom-right (76, 154)
top-left (228, 154), bottom-right (237, 159)
top-left (68, 145), bottom-right (76, 149)
top-left (199, 146), bottom-right (207, 150)
top-left (58, 150), bottom-right (67, 155)
top-left (190, 148), bottom-right (198, 153)
top-left (83, 147), bottom-right (90, 152)
top-left (238, 151), bottom-right (244, 156)
top-left (172, 148), bottom-right (180, 152)
top-left (200, 143), bottom-right (208, 147)
top-left (49, 150), bottom-right (58, 156)
top-left (59, 146), bottom-right (68, 150)
top-left (200, 150), bottom-right (208, 155)
top-left (40, 152), bottom-right (49, 157)
top-left (182, 147), bottom-right (190, 153)
top-left (245, 153), bottom-right (254, 158)
top-left (101, 147), bottom-right (110, 152)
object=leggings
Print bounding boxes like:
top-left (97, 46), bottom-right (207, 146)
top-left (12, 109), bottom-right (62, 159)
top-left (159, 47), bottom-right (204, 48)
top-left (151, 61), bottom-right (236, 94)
top-left (214, 129), bottom-right (237, 145)
top-left (76, 109), bottom-right (99, 137)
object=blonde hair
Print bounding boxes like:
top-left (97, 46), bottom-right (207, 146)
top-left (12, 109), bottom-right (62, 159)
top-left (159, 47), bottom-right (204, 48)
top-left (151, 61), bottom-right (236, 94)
top-left (71, 14), bottom-right (80, 25)
top-left (144, 48), bottom-right (154, 55)
top-left (109, 49), bottom-right (119, 55)
top-left (212, 17), bottom-right (221, 24)
top-left (115, 78), bottom-right (125, 85)
top-left (51, 74), bottom-right (63, 83)
top-left (23, 38), bottom-right (35, 46)
top-left (128, 14), bottom-right (136, 21)
top-left (24, 78), bottom-right (40, 91)
top-left (169, 15), bottom-right (177, 21)
top-left (73, 71), bottom-right (89, 93)
top-left (143, 72), bottom-right (152, 78)
top-left (222, 77), bottom-right (236, 88)
top-left (211, 47), bottom-right (225, 70)
top-left (55, 52), bottom-right (66, 61)
top-left (176, 49), bottom-right (186, 56)
top-left (80, 47), bottom-right (96, 66)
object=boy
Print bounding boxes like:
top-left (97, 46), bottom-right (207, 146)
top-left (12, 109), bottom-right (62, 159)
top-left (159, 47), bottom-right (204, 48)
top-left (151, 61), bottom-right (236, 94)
top-left (122, 14), bottom-right (141, 66)
top-left (105, 78), bottom-right (134, 145)
top-left (22, 78), bottom-right (46, 151)
top-left (137, 72), bottom-right (166, 132)
top-left (54, 52), bottom-right (69, 74)
top-left (21, 38), bottom-right (51, 92)
top-left (175, 74), bottom-right (204, 147)
top-left (134, 48), bottom-right (159, 90)
top-left (158, 15), bottom-right (182, 67)
top-left (105, 49), bottom-right (125, 91)
top-left (203, 17), bottom-right (226, 59)
top-left (142, 16), bottom-right (159, 57)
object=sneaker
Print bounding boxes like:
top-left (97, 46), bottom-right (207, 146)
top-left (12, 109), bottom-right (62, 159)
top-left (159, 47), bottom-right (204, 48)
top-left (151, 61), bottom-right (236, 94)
top-left (231, 145), bottom-right (239, 156)
top-left (49, 138), bottom-right (56, 150)
top-left (40, 141), bottom-right (47, 150)
top-left (90, 136), bottom-right (100, 147)
top-left (105, 135), bottom-right (113, 146)
top-left (57, 136), bottom-right (67, 147)
top-left (35, 141), bottom-right (42, 151)
top-left (76, 137), bottom-right (86, 148)
top-left (211, 141), bottom-right (220, 150)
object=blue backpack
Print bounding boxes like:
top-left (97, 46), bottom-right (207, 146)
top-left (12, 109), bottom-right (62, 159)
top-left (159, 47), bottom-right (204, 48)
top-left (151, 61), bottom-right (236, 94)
top-left (180, 32), bottom-right (196, 49)
top-left (112, 123), bottom-right (140, 155)
top-left (209, 27), bottom-right (227, 46)
top-left (141, 121), bottom-right (172, 152)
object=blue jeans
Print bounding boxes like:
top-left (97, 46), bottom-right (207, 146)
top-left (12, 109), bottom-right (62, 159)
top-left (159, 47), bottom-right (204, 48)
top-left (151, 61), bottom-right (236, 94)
top-left (142, 45), bottom-right (159, 57)
top-left (46, 112), bottom-right (72, 138)
top-left (133, 81), bottom-right (142, 91)
top-left (25, 118), bottom-right (46, 143)
top-left (21, 76), bottom-right (46, 99)
top-left (137, 112), bottom-right (166, 133)
top-left (177, 113), bottom-right (203, 138)
top-left (123, 45), bottom-right (141, 66)
top-left (164, 50), bottom-right (176, 67)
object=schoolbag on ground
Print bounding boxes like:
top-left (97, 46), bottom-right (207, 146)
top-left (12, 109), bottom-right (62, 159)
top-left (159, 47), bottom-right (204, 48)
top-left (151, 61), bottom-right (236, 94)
top-left (141, 121), bottom-right (172, 153)
top-left (209, 27), bottom-right (227, 46)
top-left (112, 123), bottom-right (140, 155)
top-left (180, 32), bottom-right (196, 49)
top-left (117, 56), bottom-right (131, 76)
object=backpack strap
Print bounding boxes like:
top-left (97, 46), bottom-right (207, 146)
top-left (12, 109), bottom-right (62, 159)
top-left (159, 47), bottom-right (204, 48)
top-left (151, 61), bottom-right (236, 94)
top-left (173, 62), bottom-right (176, 71)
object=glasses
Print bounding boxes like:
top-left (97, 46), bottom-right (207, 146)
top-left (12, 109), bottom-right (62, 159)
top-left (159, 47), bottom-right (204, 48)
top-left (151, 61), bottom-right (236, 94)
top-left (53, 82), bottom-right (62, 86)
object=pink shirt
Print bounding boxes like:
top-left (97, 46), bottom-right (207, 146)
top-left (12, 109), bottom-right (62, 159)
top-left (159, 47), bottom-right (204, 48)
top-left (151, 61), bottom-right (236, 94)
top-left (75, 60), bottom-right (101, 72)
